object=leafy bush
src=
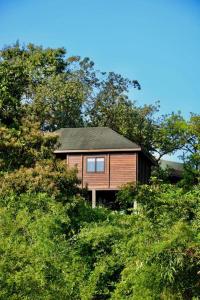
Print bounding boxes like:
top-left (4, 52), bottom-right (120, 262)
top-left (70, 184), bottom-right (200, 300)
top-left (0, 193), bottom-right (85, 299)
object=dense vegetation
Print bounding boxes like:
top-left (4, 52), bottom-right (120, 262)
top-left (0, 43), bottom-right (199, 299)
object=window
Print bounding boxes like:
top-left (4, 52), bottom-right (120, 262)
top-left (96, 158), bottom-right (104, 172)
top-left (87, 158), bottom-right (95, 172)
top-left (86, 157), bottom-right (105, 173)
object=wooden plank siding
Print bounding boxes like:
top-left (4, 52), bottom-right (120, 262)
top-left (67, 152), bottom-right (137, 190)
top-left (109, 153), bottom-right (137, 189)
top-left (83, 154), bottom-right (110, 189)
top-left (67, 154), bottom-right (83, 179)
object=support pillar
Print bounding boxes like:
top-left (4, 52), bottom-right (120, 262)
top-left (133, 200), bottom-right (138, 214)
top-left (92, 189), bottom-right (96, 208)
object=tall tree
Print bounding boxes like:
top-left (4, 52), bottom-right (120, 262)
top-left (0, 42), bottom-right (194, 161)
top-left (88, 92), bottom-right (186, 161)
top-left (0, 51), bottom-right (28, 127)
top-left (0, 43), bottom-right (97, 130)
top-left (180, 114), bottom-right (200, 185)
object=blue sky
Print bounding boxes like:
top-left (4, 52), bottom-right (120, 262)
top-left (1, 0), bottom-right (200, 119)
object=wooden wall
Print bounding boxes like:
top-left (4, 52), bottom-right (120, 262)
top-left (67, 154), bottom-right (83, 179)
top-left (83, 154), bottom-right (110, 189)
top-left (67, 152), bottom-right (138, 190)
top-left (109, 153), bottom-right (137, 189)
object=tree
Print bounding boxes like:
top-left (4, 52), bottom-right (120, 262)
top-left (0, 192), bottom-right (88, 299)
top-left (180, 114), bottom-right (200, 185)
top-left (1, 41), bottom-right (199, 300)
top-left (88, 93), bottom-right (187, 161)
top-left (32, 74), bottom-right (84, 130)
top-left (0, 42), bottom-right (189, 162)
top-left (0, 43), bottom-right (96, 130)
top-left (0, 53), bottom-right (28, 127)
top-left (0, 118), bottom-right (57, 172)
top-left (70, 184), bottom-right (200, 300)
top-left (0, 56), bottom-right (95, 298)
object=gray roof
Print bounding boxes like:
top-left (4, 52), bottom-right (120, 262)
top-left (55, 127), bottom-right (141, 152)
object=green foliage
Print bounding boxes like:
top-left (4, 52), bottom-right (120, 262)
top-left (153, 112), bottom-right (187, 160)
top-left (0, 193), bottom-right (86, 300)
top-left (72, 184), bottom-right (200, 300)
top-left (88, 94), bottom-right (188, 161)
top-left (0, 47), bottom-right (28, 127)
top-left (180, 114), bottom-right (200, 186)
top-left (0, 119), bottom-right (57, 172)
top-left (116, 182), bottom-right (138, 212)
top-left (0, 43), bottom-right (94, 130)
top-left (32, 74), bottom-right (84, 130)
top-left (0, 160), bottom-right (80, 202)
top-left (0, 41), bottom-right (200, 299)
top-left (1, 42), bottom-right (197, 164)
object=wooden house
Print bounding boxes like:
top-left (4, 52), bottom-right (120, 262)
top-left (54, 127), bottom-right (155, 207)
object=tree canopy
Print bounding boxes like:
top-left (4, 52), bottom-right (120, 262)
top-left (0, 42), bottom-right (193, 161)
top-left (0, 42), bottom-right (199, 299)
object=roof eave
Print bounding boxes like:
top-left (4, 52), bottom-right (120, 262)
top-left (54, 147), bottom-right (141, 153)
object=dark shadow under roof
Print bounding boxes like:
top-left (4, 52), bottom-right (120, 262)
top-left (55, 127), bottom-right (141, 152)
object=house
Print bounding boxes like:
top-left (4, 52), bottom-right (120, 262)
top-left (54, 127), bottom-right (155, 207)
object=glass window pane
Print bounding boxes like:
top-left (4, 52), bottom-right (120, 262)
top-left (96, 158), bottom-right (104, 172)
top-left (87, 158), bottom-right (95, 172)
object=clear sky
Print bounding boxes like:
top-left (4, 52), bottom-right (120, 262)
top-left (1, 0), bottom-right (200, 118)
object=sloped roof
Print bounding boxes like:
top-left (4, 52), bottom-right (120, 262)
top-left (54, 127), bottom-right (141, 152)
